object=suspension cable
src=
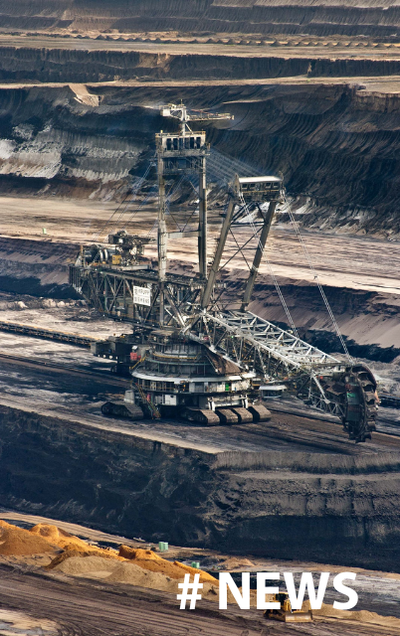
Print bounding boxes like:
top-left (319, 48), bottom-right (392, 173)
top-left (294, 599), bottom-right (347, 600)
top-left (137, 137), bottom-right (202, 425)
top-left (114, 162), bottom-right (154, 227)
top-left (286, 203), bottom-right (353, 364)
top-left (241, 194), bottom-right (300, 339)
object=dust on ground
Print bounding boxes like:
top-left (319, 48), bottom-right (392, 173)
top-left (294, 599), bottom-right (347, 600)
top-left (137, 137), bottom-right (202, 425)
top-left (2, 194), bottom-right (400, 295)
top-left (0, 610), bottom-right (58, 636)
top-left (3, 33), bottom-right (400, 64)
top-left (1, 514), bottom-right (400, 634)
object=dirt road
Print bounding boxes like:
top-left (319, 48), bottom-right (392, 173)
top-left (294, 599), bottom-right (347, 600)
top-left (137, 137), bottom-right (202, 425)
top-left (0, 332), bottom-right (397, 455)
top-left (0, 564), bottom-right (263, 636)
top-left (0, 563), bottom-right (397, 636)
top-left (2, 195), bottom-right (400, 295)
top-left (2, 34), bottom-right (400, 63)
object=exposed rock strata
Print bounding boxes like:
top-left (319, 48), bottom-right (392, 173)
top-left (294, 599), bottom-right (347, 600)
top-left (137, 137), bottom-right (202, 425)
top-left (2, 1), bottom-right (400, 39)
top-left (0, 237), bottom-right (78, 297)
top-left (2, 47), bottom-right (400, 84)
top-left (1, 404), bottom-right (400, 571)
top-left (1, 236), bottom-right (399, 360)
top-left (0, 84), bottom-right (399, 237)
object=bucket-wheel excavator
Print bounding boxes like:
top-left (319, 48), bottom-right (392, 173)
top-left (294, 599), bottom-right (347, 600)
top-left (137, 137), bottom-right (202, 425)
top-left (69, 102), bottom-right (378, 442)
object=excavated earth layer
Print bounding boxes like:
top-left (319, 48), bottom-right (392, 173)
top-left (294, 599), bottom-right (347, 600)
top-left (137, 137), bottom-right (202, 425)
top-left (1, 404), bottom-right (400, 572)
top-left (231, 274), bottom-right (400, 361)
top-left (0, 83), bottom-right (399, 236)
top-left (3, 44), bottom-right (400, 83)
top-left (3, 1), bottom-right (400, 39)
top-left (0, 234), bottom-right (399, 361)
top-left (0, 237), bottom-right (79, 298)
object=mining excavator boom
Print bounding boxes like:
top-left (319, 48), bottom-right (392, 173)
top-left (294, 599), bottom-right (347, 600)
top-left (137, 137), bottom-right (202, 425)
top-left (183, 310), bottom-right (377, 442)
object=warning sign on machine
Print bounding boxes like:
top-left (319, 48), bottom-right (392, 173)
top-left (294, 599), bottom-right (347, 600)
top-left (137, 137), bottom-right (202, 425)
top-left (133, 285), bottom-right (151, 306)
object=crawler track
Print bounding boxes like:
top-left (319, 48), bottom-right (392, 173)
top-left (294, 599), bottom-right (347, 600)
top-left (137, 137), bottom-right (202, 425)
top-left (0, 351), bottom-right (398, 452)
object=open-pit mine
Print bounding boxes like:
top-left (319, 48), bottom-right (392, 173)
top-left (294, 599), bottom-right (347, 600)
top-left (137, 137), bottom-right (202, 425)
top-left (1, 2), bottom-right (400, 635)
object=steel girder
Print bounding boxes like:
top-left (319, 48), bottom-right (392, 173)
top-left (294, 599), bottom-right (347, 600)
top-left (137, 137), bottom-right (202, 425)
top-left (186, 310), bottom-right (339, 372)
top-left (73, 267), bottom-right (202, 327)
top-left (184, 309), bottom-right (378, 440)
top-left (184, 309), bottom-right (352, 420)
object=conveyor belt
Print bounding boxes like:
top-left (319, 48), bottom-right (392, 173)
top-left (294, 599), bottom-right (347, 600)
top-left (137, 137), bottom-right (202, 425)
top-left (0, 320), bottom-right (99, 347)
top-left (189, 310), bottom-right (378, 442)
top-left (0, 352), bottom-right (128, 388)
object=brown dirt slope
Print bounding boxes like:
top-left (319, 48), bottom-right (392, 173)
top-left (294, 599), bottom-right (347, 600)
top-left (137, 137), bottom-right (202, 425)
top-left (0, 520), bottom-right (56, 555)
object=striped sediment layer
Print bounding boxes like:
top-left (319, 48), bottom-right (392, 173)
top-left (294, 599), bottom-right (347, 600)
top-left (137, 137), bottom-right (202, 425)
top-left (3, 1), bottom-right (400, 39)
top-left (0, 403), bottom-right (400, 572)
top-left (0, 83), bottom-right (398, 236)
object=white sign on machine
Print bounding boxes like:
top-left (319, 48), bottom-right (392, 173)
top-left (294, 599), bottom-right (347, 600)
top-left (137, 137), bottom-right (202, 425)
top-left (133, 285), bottom-right (151, 306)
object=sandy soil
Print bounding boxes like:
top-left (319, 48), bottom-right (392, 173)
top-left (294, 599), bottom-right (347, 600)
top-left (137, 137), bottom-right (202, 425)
top-left (0, 512), bottom-right (400, 635)
top-left (2, 195), bottom-right (400, 295)
top-left (3, 562), bottom-right (394, 636)
top-left (0, 609), bottom-right (58, 636)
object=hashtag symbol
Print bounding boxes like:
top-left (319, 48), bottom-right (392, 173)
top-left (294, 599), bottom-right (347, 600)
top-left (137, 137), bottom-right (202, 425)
top-left (177, 573), bottom-right (203, 609)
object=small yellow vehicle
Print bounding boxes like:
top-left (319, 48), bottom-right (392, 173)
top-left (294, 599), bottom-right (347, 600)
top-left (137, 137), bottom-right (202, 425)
top-left (264, 592), bottom-right (312, 623)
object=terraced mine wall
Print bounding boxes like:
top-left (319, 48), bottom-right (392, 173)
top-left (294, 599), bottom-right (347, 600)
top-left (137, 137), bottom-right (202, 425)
top-left (3, 47), bottom-right (400, 83)
top-left (0, 237), bottom-right (399, 361)
top-left (0, 83), bottom-right (399, 235)
top-left (0, 237), bottom-right (79, 298)
top-left (1, 404), bottom-right (400, 571)
top-left (3, 0), bottom-right (400, 39)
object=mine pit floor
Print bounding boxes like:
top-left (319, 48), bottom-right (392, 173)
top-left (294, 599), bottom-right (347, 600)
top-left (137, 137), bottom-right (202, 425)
top-left (0, 291), bottom-right (398, 453)
top-left (0, 511), bottom-right (399, 635)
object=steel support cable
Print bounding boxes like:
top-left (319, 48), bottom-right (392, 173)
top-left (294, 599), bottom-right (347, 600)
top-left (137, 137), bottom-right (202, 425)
top-left (121, 185), bottom-right (158, 232)
top-left (258, 249), bottom-right (300, 340)
top-left (179, 173), bottom-right (202, 232)
top-left (220, 230), bottom-right (261, 271)
top-left (164, 175), bottom-right (186, 231)
top-left (95, 159), bottom-right (154, 238)
top-left (166, 174), bottom-right (185, 200)
top-left (134, 175), bottom-right (184, 242)
top-left (145, 175), bottom-right (187, 241)
top-left (94, 191), bottom-right (130, 239)
top-left (208, 148), bottom-right (262, 181)
top-left (184, 173), bottom-right (200, 195)
top-left (165, 172), bottom-right (205, 234)
top-left (240, 193), bottom-right (300, 339)
top-left (114, 162), bottom-right (153, 227)
top-left (181, 207), bottom-right (199, 233)
top-left (207, 162), bottom-right (229, 183)
top-left (286, 204), bottom-right (353, 364)
top-left (165, 199), bottom-right (182, 232)
top-left (227, 228), bottom-right (253, 271)
top-left (123, 183), bottom-right (158, 227)
top-left (116, 184), bottom-right (157, 243)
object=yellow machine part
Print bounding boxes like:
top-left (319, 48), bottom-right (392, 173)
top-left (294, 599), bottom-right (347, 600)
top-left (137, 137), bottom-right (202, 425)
top-left (265, 609), bottom-right (312, 623)
top-left (264, 593), bottom-right (313, 623)
top-left (281, 611), bottom-right (312, 623)
top-left (112, 254), bottom-right (122, 265)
